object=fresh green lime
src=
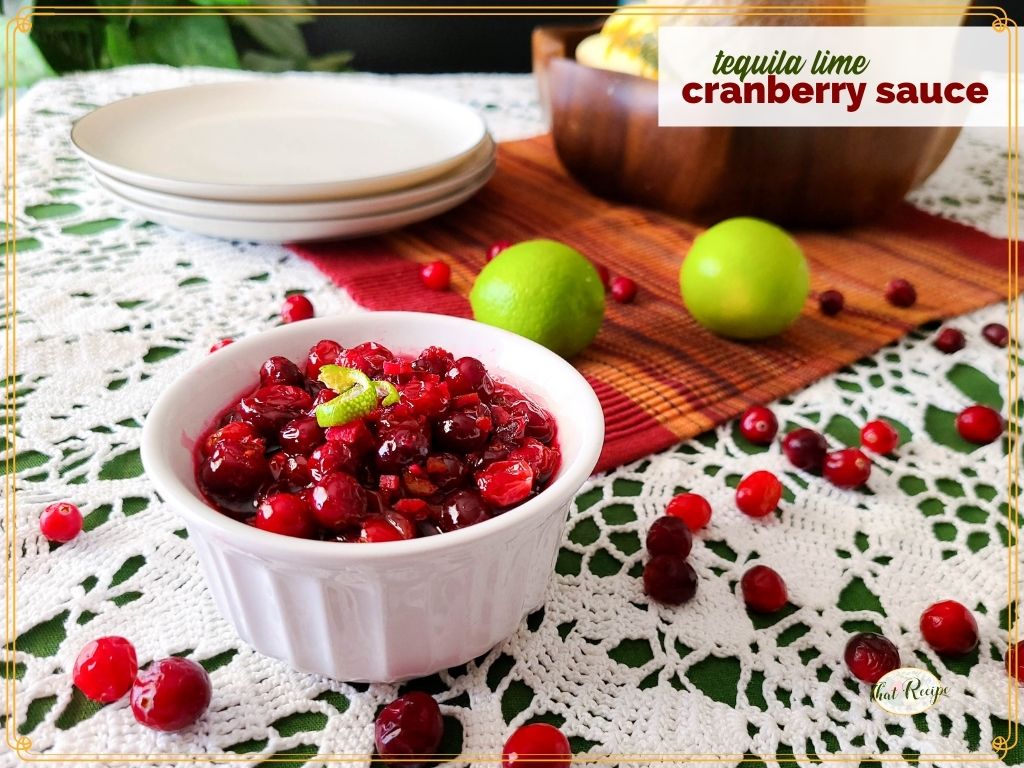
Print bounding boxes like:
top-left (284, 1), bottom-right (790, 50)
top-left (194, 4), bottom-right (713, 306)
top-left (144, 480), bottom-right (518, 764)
top-left (680, 217), bottom-right (809, 339)
top-left (469, 239), bottom-right (605, 358)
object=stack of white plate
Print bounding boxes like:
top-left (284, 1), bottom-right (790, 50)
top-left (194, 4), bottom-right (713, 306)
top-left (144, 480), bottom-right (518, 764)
top-left (71, 80), bottom-right (495, 243)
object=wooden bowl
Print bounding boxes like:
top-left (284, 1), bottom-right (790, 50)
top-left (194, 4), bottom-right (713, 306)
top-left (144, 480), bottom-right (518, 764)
top-left (532, 24), bottom-right (961, 228)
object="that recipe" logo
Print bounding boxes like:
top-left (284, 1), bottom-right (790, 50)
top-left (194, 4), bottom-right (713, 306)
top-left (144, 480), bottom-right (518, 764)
top-left (872, 668), bottom-right (950, 715)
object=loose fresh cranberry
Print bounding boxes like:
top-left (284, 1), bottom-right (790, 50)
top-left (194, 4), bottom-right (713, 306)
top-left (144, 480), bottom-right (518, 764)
top-left (73, 636), bottom-right (137, 703)
top-left (310, 472), bottom-right (368, 530)
top-left (486, 240), bottom-right (512, 262)
top-left (436, 489), bottom-right (490, 532)
top-left (781, 428), bottom-right (828, 472)
top-left (280, 294), bottom-right (314, 323)
top-left (267, 452), bottom-right (313, 489)
top-left (236, 384), bottom-right (313, 434)
top-left (39, 502), bottom-right (83, 543)
top-left (920, 600), bottom-right (979, 656)
top-left (646, 516), bottom-right (693, 558)
top-left (260, 356), bottom-right (303, 387)
top-left (933, 327), bottom-right (966, 354)
top-left (643, 555), bottom-right (698, 605)
top-left (305, 339), bottom-right (343, 379)
top-left (278, 417), bottom-right (324, 456)
top-left (200, 440), bottom-right (269, 498)
top-left (476, 459), bottom-right (534, 508)
top-left (823, 448), bottom-right (871, 489)
top-left (593, 262), bottom-right (611, 289)
top-left (436, 405), bottom-right (492, 453)
top-left (424, 453), bottom-right (469, 490)
top-left (739, 406), bottom-right (778, 445)
top-left (209, 338), bottom-right (233, 353)
top-left (203, 421), bottom-right (262, 457)
top-left (860, 419), bottom-right (900, 455)
top-left (735, 470), bottom-right (782, 518)
top-left (445, 357), bottom-right (493, 397)
top-left (956, 404), bottom-right (1003, 445)
top-left (420, 260), bottom-right (451, 291)
top-left (666, 493), bottom-right (712, 531)
top-left (885, 278), bottom-right (917, 308)
top-left (130, 657), bottom-right (212, 732)
top-left (377, 423), bottom-right (431, 473)
top-left (844, 633), bottom-right (900, 683)
top-left (255, 492), bottom-right (316, 538)
top-left (740, 565), bottom-right (788, 613)
top-left (818, 289), bottom-right (844, 316)
top-left (609, 276), bottom-right (637, 304)
top-left (375, 691), bottom-right (444, 763)
top-left (983, 323), bottom-right (1009, 348)
top-left (502, 722), bottom-right (572, 768)
top-left (1005, 643), bottom-right (1023, 682)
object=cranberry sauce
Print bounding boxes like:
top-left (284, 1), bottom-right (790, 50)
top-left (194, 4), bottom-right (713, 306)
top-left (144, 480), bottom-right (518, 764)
top-left (194, 341), bottom-right (560, 542)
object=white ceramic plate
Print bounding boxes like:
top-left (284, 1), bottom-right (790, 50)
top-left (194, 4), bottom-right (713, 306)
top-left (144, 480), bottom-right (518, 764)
top-left (71, 79), bottom-right (489, 201)
top-left (99, 163), bottom-right (494, 243)
top-left (89, 137), bottom-right (495, 222)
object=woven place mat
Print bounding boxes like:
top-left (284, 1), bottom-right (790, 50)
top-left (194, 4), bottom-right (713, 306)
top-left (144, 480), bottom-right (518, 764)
top-left (290, 134), bottom-right (1013, 473)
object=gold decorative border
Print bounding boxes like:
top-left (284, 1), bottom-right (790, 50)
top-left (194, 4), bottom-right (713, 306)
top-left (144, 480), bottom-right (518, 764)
top-left (3, 3), bottom-right (1019, 763)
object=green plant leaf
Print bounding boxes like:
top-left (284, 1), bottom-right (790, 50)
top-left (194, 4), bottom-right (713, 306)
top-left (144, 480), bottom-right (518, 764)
top-left (102, 23), bottom-right (137, 67)
top-left (240, 50), bottom-right (299, 72)
top-left (131, 15), bottom-right (240, 68)
top-left (235, 15), bottom-right (307, 60)
top-left (30, 15), bottom-right (106, 72)
top-left (2, 18), bottom-right (57, 90)
top-left (307, 51), bottom-right (354, 72)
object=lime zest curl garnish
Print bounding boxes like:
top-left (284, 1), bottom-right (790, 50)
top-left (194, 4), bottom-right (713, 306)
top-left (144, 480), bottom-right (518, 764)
top-left (315, 365), bottom-right (402, 427)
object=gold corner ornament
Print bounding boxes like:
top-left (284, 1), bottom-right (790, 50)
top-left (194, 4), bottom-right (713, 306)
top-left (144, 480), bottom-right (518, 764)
top-left (14, 735), bottom-right (31, 752)
top-left (991, 734), bottom-right (1010, 758)
top-left (991, 16), bottom-right (1007, 32)
top-left (13, 13), bottom-right (31, 33)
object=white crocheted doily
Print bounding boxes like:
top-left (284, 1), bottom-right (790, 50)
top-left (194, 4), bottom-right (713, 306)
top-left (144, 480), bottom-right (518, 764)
top-left (4, 66), bottom-right (1020, 767)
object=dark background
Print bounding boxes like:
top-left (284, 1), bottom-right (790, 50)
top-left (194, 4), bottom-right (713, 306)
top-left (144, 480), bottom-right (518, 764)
top-left (304, 0), bottom-right (1023, 73)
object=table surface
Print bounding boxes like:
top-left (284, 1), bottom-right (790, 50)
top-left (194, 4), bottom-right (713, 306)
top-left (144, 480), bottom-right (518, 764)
top-left (5, 65), bottom-right (1021, 766)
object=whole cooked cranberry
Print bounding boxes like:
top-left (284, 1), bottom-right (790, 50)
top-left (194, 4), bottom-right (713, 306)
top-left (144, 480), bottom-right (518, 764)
top-left (735, 470), bottom-right (782, 518)
top-left (983, 322), bottom-right (1009, 347)
top-left (436, 489), bottom-right (491, 532)
top-left (40, 502), bottom-right (83, 543)
top-left (486, 240), bottom-right (512, 262)
top-left (310, 441), bottom-right (358, 482)
top-left (236, 384), bottom-right (313, 434)
top-left (280, 294), bottom-right (314, 323)
top-left (860, 419), bottom-right (899, 455)
top-left (666, 493), bottom-right (712, 531)
top-left (255, 492), bottom-right (316, 539)
top-left (956, 404), bottom-right (1003, 445)
top-left (823, 448), bottom-right (872, 489)
top-left (845, 633), bottom-right (900, 683)
top-left (646, 516), bottom-right (692, 558)
top-left (739, 406), bottom-right (778, 445)
top-left (740, 565), bottom-right (788, 613)
top-left (508, 398), bottom-right (555, 443)
top-left (203, 421), bottom-right (262, 457)
top-left (643, 555), bottom-right (698, 605)
top-left (260, 355), bottom-right (303, 387)
top-left (885, 278), bottom-right (917, 308)
top-left (435, 405), bottom-right (492, 453)
top-left (130, 657), bottom-right (212, 732)
top-left (818, 289), bottom-right (844, 316)
top-left (609, 276), bottom-right (637, 304)
top-left (305, 339), bottom-right (342, 379)
top-left (200, 439), bottom-right (269, 498)
top-left (920, 600), bottom-right (979, 656)
top-left (420, 260), bottom-right (451, 291)
top-left (208, 338), bottom-right (233, 353)
top-left (507, 439), bottom-right (559, 485)
top-left (933, 327), bottom-right (965, 354)
top-left (424, 453), bottom-right (468, 491)
top-left (267, 452), bottom-right (313, 489)
top-left (310, 472), bottom-right (368, 531)
top-left (1006, 642), bottom-right (1023, 682)
top-left (782, 428), bottom-right (828, 472)
top-left (503, 722), bottom-right (572, 768)
top-left (413, 346), bottom-right (455, 375)
top-left (278, 416), bottom-right (324, 455)
top-left (377, 423), bottom-right (431, 473)
top-left (73, 636), bottom-right (138, 703)
top-left (445, 357), bottom-right (493, 397)
top-left (476, 459), bottom-right (535, 508)
top-left (339, 342), bottom-right (393, 378)
top-left (375, 691), bottom-right (444, 763)
top-left (325, 419), bottom-right (375, 457)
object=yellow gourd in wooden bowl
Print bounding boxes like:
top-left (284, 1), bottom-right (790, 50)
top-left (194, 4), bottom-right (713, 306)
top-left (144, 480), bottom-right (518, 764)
top-left (532, 1), bottom-right (967, 227)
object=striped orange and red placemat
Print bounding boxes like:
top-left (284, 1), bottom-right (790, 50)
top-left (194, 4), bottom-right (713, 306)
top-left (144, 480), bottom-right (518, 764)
top-left (290, 135), bottom-right (1014, 473)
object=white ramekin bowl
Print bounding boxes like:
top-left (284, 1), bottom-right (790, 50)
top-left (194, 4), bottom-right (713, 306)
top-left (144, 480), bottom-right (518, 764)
top-left (141, 311), bottom-right (604, 682)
